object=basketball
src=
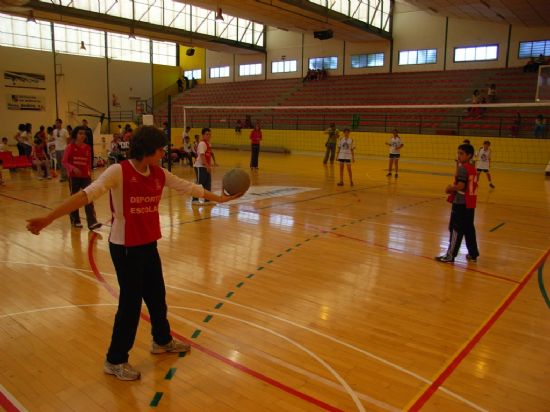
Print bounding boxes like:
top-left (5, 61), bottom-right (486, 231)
top-left (222, 168), bottom-right (250, 195)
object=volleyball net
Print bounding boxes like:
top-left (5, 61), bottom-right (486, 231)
top-left (161, 101), bottom-right (550, 165)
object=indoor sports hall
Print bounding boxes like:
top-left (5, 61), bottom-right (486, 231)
top-left (1, 1), bottom-right (550, 411)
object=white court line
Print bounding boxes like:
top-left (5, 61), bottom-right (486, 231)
top-left (0, 260), bottom-right (486, 411)
top-left (0, 384), bottom-right (28, 412)
top-left (171, 307), bottom-right (365, 412)
top-left (168, 311), bottom-right (399, 412)
top-left (1, 303), bottom-right (364, 412)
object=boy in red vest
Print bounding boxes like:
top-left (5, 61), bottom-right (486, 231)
top-left (435, 143), bottom-right (479, 263)
top-left (26, 126), bottom-right (242, 381)
top-left (63, 126), bottom-right (101, 230)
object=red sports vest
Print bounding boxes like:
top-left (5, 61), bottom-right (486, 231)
top-left (67, 143), bottom-right (91, 178)
top-left (204, 140), bottom-right (212, 166)
top-left (120, 160), bottom-right (165, 247)
top-left (447, 162), bottom-right (478, 208)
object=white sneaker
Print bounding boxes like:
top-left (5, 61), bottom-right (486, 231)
top-left (151, 339), bottom-right (191, 354)
top-left (103, 361), bottom-right (141, 381)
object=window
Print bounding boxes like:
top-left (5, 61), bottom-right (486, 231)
top-left (309, 56), bottom-right (338, 70)
top-left (519, 40), bottom-right (550, 59)
top-left (108, 33), bottom-right (150, 63)
top-left (152, 40), bottom-right (176, 66)
top-left (54, 23), bottom-right (105, 58)
top-left (184, 69), bottom-right (201, 80)
top-left (0, 13), bottom-right (52, 52)
top-left (210, 66), bottom-right (230, 78)
top-left (454, 45), bottom-right (498, 62)
top-left (272, 60), bottom-right (297, 73)
top-left (398, 49), bottom-right (437, 65)
top-left (351, 53), bottom-right (384, 68)
top-left (239, 63), bottom-right (262, 76)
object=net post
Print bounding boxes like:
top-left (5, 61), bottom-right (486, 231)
top-left (167, 95), bottom-right (172, 172)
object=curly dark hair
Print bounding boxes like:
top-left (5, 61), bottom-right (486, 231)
top-left (129, 126), bottom-right (166, 160)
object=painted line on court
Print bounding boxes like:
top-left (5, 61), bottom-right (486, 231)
top-left (538, 261), bottom-right (550, 309)
top-left (0, 193), bottom-right (52, 210)
top-left (0, 262), bottom-right (485, 412)
top-left (86, 234), bottom-right (348, 412)
top-left (0, 384), bottom-right (27, 412)
top-left (489, 222), bottom-right (506, 232)
top-left (406, 247), bottom-right (550, 412)
top-left (149, 392), bottom-right (163, 407)
top-left (165, 368), bottom-right (177, 380)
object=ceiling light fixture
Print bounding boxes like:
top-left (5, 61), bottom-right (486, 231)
top-left (215, 8), bottom-right (224, 22)
top-left (129, 27), bottom-right (136, 39)
top-left (80, 41), bottom-right (86, 50)
top-left (27, 11), bottom-right (36, 23)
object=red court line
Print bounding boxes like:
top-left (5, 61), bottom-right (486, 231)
top-left (87, 233), bottom-right (344, 412)
top-left (407, 247), bottom-right (550, 411)
top-left (329, 231), bottom-right (520, 284)
top-left (0, 388), bottom-right (21, 412)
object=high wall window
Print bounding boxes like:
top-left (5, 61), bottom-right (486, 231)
top-left (454, 45), bottom-right (498, 62)
top-left (351, 53), bottom-right (384, 68)
top-left (54, 23), bottom-right (105, 58)
top-left (108, 33), bottom-right (150, 63)
top-left (306, 0), bottom-right (391, 32)
top-left (272, 60), bottom-right (297, 73)
top-left (184, 69), bottom-right (202, 79)
top-left (210, 66), bottom-right (230, 78)
top-left (239, 63), bottom-right (262, 76)
top-left (309, 56), bottom-right (338, 70)
top-left (0, 13), bottom-right (177, 66)
top-left (398, 49), bottom-right (436, 65)
top-left (39, 0), bottom-right (265, 48)
top-left (519, 40), bottom-right (550, 59)
top-left (152, 40), bottom-right (176, 66)
top-left (0, 13), bottom-right (52, 52)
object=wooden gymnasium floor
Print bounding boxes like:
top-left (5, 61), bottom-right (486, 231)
top-left (1, 150), bottom-right (549, 412)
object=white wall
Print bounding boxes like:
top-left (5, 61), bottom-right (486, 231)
top-left (266, 28), bottom-right (303, 80)
top-left (235, 53), bottom-right (266, 82)
top-left (108, 60), bottom-right (152, 115)
top-left (345, 40), bottom-right (391, 75)
top-left (205, 50), bottom-right (234, 84)
top-left (509, 26), bottom-right (550, 68)
top-left (303, 34), bottom-right (345, 76)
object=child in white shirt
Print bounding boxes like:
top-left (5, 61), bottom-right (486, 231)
top-left (476, 140), bottom-right (495, 188)
top-left (336, 128), bottom-right (355, 186)
top-left (386, 129), bottom-right (403, 178)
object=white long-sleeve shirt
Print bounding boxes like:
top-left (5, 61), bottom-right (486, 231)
top-left (84, 162), bottom-right (204, 245)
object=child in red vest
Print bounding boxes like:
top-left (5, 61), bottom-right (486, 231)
top-left (435, 143), bottom-right (479, 263)
top-left (26, 125), bottom-right (243, 381)
top-left (62, 126), bottom-right (101, 230)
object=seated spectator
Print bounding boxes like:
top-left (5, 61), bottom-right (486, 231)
top-left (180, 135), bottom-right (194, 166)
top-left (108, 134), bottom-right (125, 164)
top-left (509, 112), bottom-right (521, 137)
top-left (0, 137), bottom-right (8, 152)
top-left (534, 114), bottom-right (547, 138)
top-left (487, 83), bottom-right (497, 102)
top-left (244, 115), bottom-right (252, 129)
top-left (235, 119), bottom-right (242, 133)
top-left (535, 54), bottom-right (546, 66)
top-left (14, 123), bottom-right (27, 156)
top-left (32, 136), bottom-right (52, 180)
top-left (524, 57), bottom-right (537, 73)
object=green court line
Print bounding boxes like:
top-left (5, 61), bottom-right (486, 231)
top-left (191, 329), bottom-right (201, 339)
top-left (305, 238), bottom-right (311, 241)
top-left (149, 392), bottom-right (163, 407)
top-left (226, 291), bottom-right (234, 298)
top-left (164, 368), bottom-right (177, 380)
top-left (214, 302), bottom-right (223, 309)
top-left (489, 222), bottom-right (506, 232)
top-left (295, 243), bottom-right (301, 247)
top-left (203, 315), bottom-right (213, 323)
top-left (538, 262), bottom-right (550, 309)
top-left (236, 282), bottom-right (244, 288)
top-left (277, 253), bottom-right (283, 257)
top-left (246, 274), bottom-right (254, 279)
top-left (257, 266), bottom-right (264, 270)
top-left (286, 248), bottom-right (292, 252)
top-left (178, 351), bottom-right (187, 358)
top-left (267, 260), bottom-right (273, 263)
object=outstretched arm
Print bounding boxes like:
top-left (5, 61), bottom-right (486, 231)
top-left (26, 191), bottom-right (89, 235)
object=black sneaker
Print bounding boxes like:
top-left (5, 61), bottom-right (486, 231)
top-left (394, 173), bottom-right (398, 178)
top-left (337, 182), bottom-right (344, 186)
top-left (489, 183), bottom-right (495, 188)
top-left (466, 254), bottom-right (478, 262)
top-left (435, 254), bottom-right (454, 263)
top-left (386, 172), bottom-right (392, 177)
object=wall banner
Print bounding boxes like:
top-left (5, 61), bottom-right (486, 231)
top-left (4, 71), bottom-right (46, 89)
top-left (7, 94), bottom-right (45, 111)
